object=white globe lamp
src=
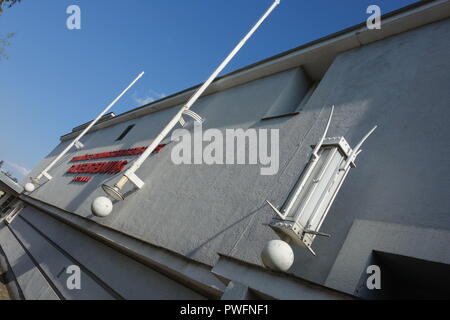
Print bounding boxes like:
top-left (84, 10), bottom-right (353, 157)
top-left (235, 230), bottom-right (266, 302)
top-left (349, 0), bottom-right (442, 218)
top-left (261, 239), bottom-right (294, 272)
top-left (24, 183), bottom-right (35, 193)
top-left (91, 196), bottom-right (113, 217)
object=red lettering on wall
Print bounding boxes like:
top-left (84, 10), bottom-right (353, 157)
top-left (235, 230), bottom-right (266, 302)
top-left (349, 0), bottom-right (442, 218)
top-left (66, 160), bottom-right (128, 174)
top-left (71, 145), bottom-right (166, 162)
top-left (72, 176), bottom-right (92, 183)
top-left (67, 145), bottom-right (167, 183)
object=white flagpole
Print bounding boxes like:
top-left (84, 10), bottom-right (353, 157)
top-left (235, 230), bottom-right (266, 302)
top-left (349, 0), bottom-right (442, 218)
top-left (93, 0), bottom-right (281, 216)
top-left (25, 72), bottom-right (144, 192)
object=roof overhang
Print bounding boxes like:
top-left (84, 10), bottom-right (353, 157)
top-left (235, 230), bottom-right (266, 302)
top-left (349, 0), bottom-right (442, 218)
top-left (0, 171), bottom-right (23, 195)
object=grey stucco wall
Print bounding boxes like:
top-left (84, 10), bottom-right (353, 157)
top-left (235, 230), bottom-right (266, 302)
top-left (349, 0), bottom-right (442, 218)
top-left (25, 67), bottom-right (313, 268)
top-left (23, 16), bottom-right (450, 290)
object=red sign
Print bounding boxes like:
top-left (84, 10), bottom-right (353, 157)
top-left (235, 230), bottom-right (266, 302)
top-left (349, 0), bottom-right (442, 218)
top-left (67, 144), bottom-right (167, 183)
top-left (67, 160), bottom-right (128, 174)
top-left (70, 144), bottom-right (166, 162)
top-left (71, 147), bottom-right (145, 162)
top-left (72, 176), bottom-right (92, 182)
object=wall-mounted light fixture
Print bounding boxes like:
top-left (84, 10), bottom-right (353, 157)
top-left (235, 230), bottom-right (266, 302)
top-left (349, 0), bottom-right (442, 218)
top-left (262, 106), bottom-right (377, 271)
top-left (91, 0), bottom-right (282, 217)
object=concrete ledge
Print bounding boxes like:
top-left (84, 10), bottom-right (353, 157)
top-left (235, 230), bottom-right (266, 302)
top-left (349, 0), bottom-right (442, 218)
top-left (10, 215), bottom-right (117, 299)
top-left (19, 195), bottom-right (226, 299)
top-left (212, 254), bottom-right (353, 300)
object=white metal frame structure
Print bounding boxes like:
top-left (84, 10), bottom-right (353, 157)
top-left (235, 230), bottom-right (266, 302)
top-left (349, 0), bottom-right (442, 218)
top-left (26, 72), bottom-right (144, 190)
top-left (266, 106), bottom-right (377, 255)
top-left (98, 0), bottom-right (282, 204)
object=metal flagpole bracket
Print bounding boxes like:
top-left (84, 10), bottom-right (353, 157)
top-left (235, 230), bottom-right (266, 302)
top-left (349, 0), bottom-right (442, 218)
top-left (42, 171), bottom-right (53, 181)
top-left (179, 109), bottom-right (204, 127)
top-left (74, 140), bottom-right (84, 150)
top-left (125, 171), bottom-right (145, 189)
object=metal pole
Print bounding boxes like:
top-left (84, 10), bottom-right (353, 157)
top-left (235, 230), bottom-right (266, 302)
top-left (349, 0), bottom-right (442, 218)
top-left (31, 72), bottom-right (144, 185)
top-left (101, 0), bottom-right (281, 201)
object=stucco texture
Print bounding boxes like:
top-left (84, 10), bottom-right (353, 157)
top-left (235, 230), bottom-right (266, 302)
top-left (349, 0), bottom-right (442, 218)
top-left (26, 18), bottom-right (450, 285)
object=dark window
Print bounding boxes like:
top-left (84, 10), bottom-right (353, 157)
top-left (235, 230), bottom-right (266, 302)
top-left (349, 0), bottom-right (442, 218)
top-left (116, 124), bottom-right (135, 141)
top-left (356, 251), bottom-right (450, 299)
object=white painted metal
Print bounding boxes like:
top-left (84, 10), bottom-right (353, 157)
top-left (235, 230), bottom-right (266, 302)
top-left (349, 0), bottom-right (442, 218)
top-left (266, 106), bottom-right (377, 255)
top-left (74, 140), bottom-right (84, 150)
top-left (179, 109), bottom-right (204, 127)
top-left (98, 0), bottom-right (282, 202)
top-left (312, 105), bottom-right (334, 160)
top-left (342, 125), bottom-right (378, 171)
top-left (28, 72), bottom-right (144, 188)
top-left (265, 199), bottom-right (285, 220)
top-left (42, 171), bottom-right (53, 181)
top-left (281, 106), bottom-right (335, 218)
top-left (125, 171), bottom-right (145, 189)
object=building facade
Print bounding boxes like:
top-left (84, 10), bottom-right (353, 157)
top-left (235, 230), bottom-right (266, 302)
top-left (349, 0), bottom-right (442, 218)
top-left (1, 0), bottom-right (450, 300)
top-left (0, 172), bottom-right (22, 220)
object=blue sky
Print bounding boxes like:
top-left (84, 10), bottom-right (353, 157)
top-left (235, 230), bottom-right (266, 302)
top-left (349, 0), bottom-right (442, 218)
top-left (0, 0), bottom-right (418, 181)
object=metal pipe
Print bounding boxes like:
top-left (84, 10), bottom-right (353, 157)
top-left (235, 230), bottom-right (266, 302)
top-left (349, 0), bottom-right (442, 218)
top-left (32, 72), bottom-right (144, 184)
top-left (103, 0), bottom-right (281, 200)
